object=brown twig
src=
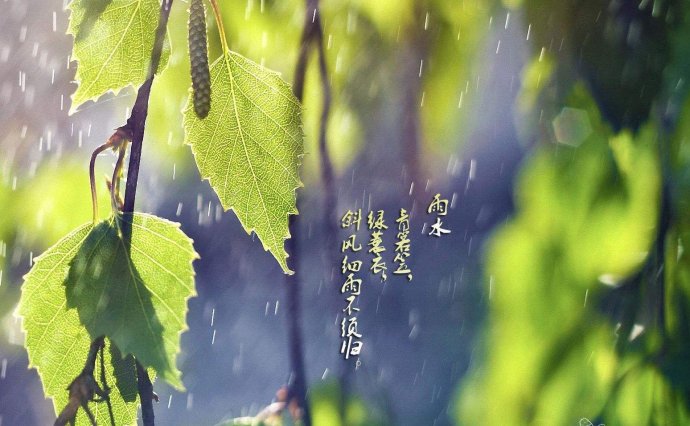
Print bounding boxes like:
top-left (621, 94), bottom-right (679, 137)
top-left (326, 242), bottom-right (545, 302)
top-left (122, 0), bottom-right (172, 215)
top-left (400, 4), bottom-right (430, 203)
top-left (89, 129), bottom-right (128, 223)
top-left (313, 3), bottom-right (337, 259)
top-left (119, 1), bottom-right (174, 425)
top-left (284, 1), bottom-right (334, 425)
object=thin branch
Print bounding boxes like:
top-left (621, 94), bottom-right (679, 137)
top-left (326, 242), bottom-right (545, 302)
top-left (284, 245), bottom-right (311, 426)
top-left (283, 1), bottom-right (333, 425)
top-left (135, 362), bottom-right (156, 426)
top-left (89, 129), bottom-right (127, 223)
top-left (284, 11), bottom-right (311, 425)
top-left (122, 0), bottom-right (172, 215)
top-left (83, 336), bottom-right (105, 377)
top-left (119, 1), bottom-right (174, 425)
top-left (400, 4), bottom-right (430, 202)
top-left (308, 1), bottom-right (351, 420)
top-left (313, 6), bottom-right (337, 252)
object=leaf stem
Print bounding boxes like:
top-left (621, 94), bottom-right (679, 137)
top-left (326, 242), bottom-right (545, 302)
top-left (89, 129), bottom-right (129, 223)
top-left (208, 0), bottom-right (229, 54)
top-left (89, 142), bottom-right (112, 224)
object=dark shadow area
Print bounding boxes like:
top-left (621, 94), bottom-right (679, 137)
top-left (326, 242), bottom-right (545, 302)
top-left (64, 220), bottom-right (172, 386)
top-left (109, 341), bottom-right (138, 403)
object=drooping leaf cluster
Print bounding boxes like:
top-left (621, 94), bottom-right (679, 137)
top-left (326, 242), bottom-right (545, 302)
top-left (19, 214), bottom-right (197, 423)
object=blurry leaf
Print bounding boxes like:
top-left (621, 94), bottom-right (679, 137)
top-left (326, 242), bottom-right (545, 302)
top-left (19, 213), bottom-right (198, 392)
top-left (606, 362), bottom-right (690, 425)
top-left (514, 54), bottom-right (556, 143)
top-left (183, 51), bottom-right (303, 274)
top-left (661, 136), bottom-right (690, 400)
top-left (664, 6), bottom-right (690, 101)
top-left (311, 381), bottom-right (342, 426)
top-left (422, 0), bottom-right (488, 156)
top-left (15, 164), bottom-right (110, 247)
top-left (67, 0), bottom-right (170, 112)
top-left (606, 365), bottom-right (657, 425)
top-left (457, 86), bottom-right (661, 424)
top-left (350, 0), bottom-right (415, 39)
top-left (515, 120), bottom-right (659, 284)
top-left (666, 97), bottom-right (690, 345)
top-left (310, 379), bottom-right (389, 426)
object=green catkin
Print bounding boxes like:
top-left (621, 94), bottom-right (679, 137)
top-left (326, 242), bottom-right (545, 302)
top-left (188, 0), bottom-right (211, 119)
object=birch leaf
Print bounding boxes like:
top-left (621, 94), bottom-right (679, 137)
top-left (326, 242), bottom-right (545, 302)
top-left (67, 0), bottom-right (170, 112)
top-left (183, 51), bottom-right (303, 274)
top-left (18, 213), bottom-right (198, 425)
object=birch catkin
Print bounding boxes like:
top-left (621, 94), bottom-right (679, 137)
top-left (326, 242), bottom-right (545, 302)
top-left (189, 0), bottom-right (211, 118)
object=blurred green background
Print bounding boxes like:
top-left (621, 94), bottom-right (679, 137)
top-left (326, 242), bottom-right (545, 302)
top-left (3, 0), bottom-right (690, 424)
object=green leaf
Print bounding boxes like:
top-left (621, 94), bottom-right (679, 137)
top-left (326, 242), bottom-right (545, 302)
top-left (66, 213), bottom-right (197, 387)
top-left (18, 213), bottom-right (198, 418)
top-left (67, 0), bottom-right (170, 112)
top-left (183, 51), bottom-right (303, 274)
top-left (456, 87), bottom-right (661, 424)
top-left (18, 226), bottom-right (139, 425)
top-left (15, 163), bottom-right (112, 247)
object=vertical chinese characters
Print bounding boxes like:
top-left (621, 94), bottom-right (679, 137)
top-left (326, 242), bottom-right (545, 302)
top-left (427, 193), bottom-right (451, 237)
top-left (367, 210), bottom-right (388, 282)
top-left (340, 209), bottom-right (363, 361)
top-left (393, 208), bottom-right (413, 281)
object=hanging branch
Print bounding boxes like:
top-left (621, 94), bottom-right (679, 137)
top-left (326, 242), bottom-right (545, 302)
top-left (284, 228), bottom-right (311, 426)
top-left (284, 0), bottom-right (333, 425)
top-left (401, 4), bottom-right (431, 203)
top-left (119, 1), bottom-right (173, 425)
top-left (305, 7), bottom-right (352, 418)
top-left (312, 2), bottom-right (337, 261)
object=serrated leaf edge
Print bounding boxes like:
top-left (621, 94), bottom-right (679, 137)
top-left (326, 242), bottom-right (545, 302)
top-left (65, 0), bottom-right (172, 114)
top-left (182, 50), bottom-right (304, 275)
top-left (15, 213), bottom-right (198, 395)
